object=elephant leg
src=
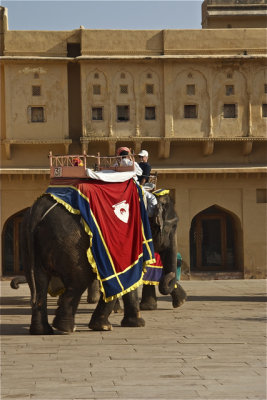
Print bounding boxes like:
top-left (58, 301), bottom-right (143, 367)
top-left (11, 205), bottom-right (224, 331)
top-left (87, 278), bottom-right (100, 304)
top-left (113, 298), bottom-right (123, 313)
top-left (140, 285), bottom-right (157, 310)
top-left (171, 283), bottom-right (187, 308)
top-left (89, 294), bottom-right (116, 331)
top-left (53, 280), bottom-right (88, 333)
top-left (121, 290), bottom-right (145, 327)
top-left (29, 270), bottom-right (53, 335)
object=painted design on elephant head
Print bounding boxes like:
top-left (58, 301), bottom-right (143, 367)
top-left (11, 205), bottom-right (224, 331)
top-left (112, 200), bottom-right (129, 223)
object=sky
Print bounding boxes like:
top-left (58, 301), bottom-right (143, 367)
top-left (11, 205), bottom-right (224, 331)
top-left (1, 1), bottom-right (202, 31)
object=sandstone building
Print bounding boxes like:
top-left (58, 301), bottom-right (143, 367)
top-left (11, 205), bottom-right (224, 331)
top-left (1, 1), bottom-right (266, 279)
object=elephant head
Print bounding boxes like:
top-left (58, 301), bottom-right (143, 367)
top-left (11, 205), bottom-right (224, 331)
top-left (149, 194), bottom-right (179, 295)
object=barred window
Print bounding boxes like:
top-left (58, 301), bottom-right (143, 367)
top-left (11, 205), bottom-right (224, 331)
top-left (92, 107), bottom-right (103, 121)
top-left (93, 85), bottom-right (101, 95)
top-left (227, 73), bottom-right (233, 79)
top-left (226, 85), bottom-right (234, 96)
top-left (32, 86), bottom-right (41, 96)
top-left (120, 85), bottom-right (128, 94)
top-left (146, 84), bottom-right (154, 94)
top-left (187, 84), bottom-right (195, 95)
top-left (31, 107), bottom-right (44, 122)
top-left (262, 104), bottom-right (267, 118)
top-left (184, 105), bottom-right (197, 119)
top-left (34, 72), bottom-right (39, 79)
top-left (117, 105), bottom-right (129, 121)
top-left (223, 104), bottom-right (237, 118)
top-left (145, 106), bottom-right (156, 120)
top-left (94, 73), bottom-right (99, 79)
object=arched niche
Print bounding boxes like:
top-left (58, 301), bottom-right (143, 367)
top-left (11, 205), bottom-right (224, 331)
top-left (189, 205), bottom-right (243, 273)
top-left (211, 69), bottom-right (248, 137)
top-left (173, 69), bottom-right (209, 137)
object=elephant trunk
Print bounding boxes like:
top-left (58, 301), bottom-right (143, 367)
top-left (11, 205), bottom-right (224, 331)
top-left (158, 271), bottom-right (176, 295)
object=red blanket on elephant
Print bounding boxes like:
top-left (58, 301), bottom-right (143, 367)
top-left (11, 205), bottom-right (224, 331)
top-left (46, 178), bottom-right (155, 301)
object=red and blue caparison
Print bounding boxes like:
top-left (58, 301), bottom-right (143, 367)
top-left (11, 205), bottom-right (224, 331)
top-left (46, 178), bottom-right (155, 302)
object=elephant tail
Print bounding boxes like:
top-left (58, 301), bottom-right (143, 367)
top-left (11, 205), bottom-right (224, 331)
top-left (10, 276), bottom-right (27, 289)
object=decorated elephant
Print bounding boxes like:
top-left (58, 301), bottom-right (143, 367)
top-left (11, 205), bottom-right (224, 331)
top-left (12, 177), bottom-right (186, 335)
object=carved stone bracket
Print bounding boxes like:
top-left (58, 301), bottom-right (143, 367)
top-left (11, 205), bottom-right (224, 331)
top-left (243, 141), bottom-right (253, 156)
top-left (158, 140), bottom-right (170, 159)
top-left (203, 141), bottom-right (214, 156)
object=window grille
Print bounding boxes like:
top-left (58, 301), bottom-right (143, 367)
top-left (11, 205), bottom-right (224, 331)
top-left (93, 85), bottom-right (101, 95)
top-left (120, 73), bottom-right (125, 79)
top-left (226, 85), bottom-right (234, 96)
top-left (31, 107), bottom-right (44, 122)
top-left (184, 105), bottom-right (197, 119)
top-left (94, 73), bottom-right (99, 79)
top-left (120, 85), bottom-right (128, 94)
top-left (262, 104), bottom-right (267, 118)
top-left (92, 107), bottom-right (103, 120)
top-left (227, 73), bottom-right (233, 79)
top-left (145, 106), bottom-right (156, 120)
top-left (187, 84), bottom-right (195, 95)
top-left (223, 104), bottom-right (237, 118)
top-left (32, 86), bottom-right (41, 96)
top-left (117, 105), bottom-right (129, 121)
top-left (146, 84), bottom-right (154, 94)
top-left (34, 72), bottom-right (39, 79)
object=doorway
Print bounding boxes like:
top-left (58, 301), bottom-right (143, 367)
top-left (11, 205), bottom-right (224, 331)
top-left (190, 205), bottom-right (240, 271)
top-left (2, 209), bottom-right (27, 275)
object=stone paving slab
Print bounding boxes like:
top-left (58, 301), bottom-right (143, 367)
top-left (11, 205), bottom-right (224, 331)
top-left (1, 279), bottom-right (266, 400)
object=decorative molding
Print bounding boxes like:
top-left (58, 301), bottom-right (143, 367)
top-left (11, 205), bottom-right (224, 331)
top-left (1, 139), bottom-right (72, 159)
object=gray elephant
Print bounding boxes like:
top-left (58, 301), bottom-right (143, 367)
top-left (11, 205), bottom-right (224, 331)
top-left (12, 187), bottom-right (184, 335)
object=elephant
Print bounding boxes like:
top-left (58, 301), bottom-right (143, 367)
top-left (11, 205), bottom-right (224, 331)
top-left (11, 189), bottom-right (186, 335)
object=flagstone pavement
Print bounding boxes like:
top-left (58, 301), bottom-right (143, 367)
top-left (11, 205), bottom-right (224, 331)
top-left (1, 279), bottom-right (266, 400)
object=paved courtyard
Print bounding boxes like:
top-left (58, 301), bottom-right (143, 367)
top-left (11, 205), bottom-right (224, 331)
top-left (1, 279), bottom-right (266, 400)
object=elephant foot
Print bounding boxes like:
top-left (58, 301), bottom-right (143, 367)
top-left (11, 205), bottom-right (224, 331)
top-left (88, 316), bottom-right (113, 331)
top-left (171, 284), bottom-right (187, 308)
top-left (30, 322), bottom-right (54, 335)
top-left (113, 299), bottom-right (123, 313)
top-left (52, 316), bottom-right (75, 333)
top-left (140, 300), bottom-right (157, 310)
top-left (121, 316), bottom-right (145, 327)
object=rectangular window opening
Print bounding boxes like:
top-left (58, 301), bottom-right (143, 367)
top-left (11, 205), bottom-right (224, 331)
top-left (145, 106), bottom-right (156, 120)
top-left (92, 107), bottom-right (103, 121)
top-left (186, 84), bottom-right (195, 95)
top-left (93, 85), bottom-right (101, 95)
top-left (30, 106), bottom-right (44, 122)
top-left (32, 86), bottom-right (41, 96)
top-left (226, 85), bottom-right (234, 96)
top-left (117, 105), bottom-right (129, 121)
top-left (223, 104), bottom-right (237, 118)
top-left (184, 104), bottom-right (197, 119)
top-left (120, 85), bottom-right (128, 94)
top-left (262, 104), bottom-right (267, 118)
top-left (146, 84), bottom-right (154, 94)
top-left (256, 189), bottom-right (267, 203)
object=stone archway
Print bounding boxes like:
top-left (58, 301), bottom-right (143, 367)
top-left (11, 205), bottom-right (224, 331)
top-left (2, 208), bottom-right (28, 276)
top-left (190, 205), bottom-right (243, 272)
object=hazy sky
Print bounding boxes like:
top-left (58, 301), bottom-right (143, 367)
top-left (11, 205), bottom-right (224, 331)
top-left (2, 1), bottom-right (202, 31)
